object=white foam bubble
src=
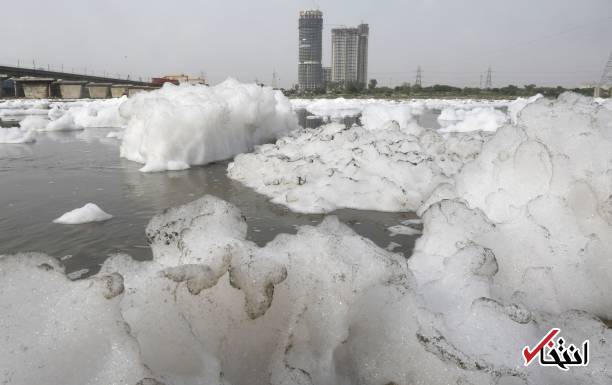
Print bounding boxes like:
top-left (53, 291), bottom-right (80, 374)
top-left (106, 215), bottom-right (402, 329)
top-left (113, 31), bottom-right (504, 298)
top-left (53, 203), bottom-right (113, 224)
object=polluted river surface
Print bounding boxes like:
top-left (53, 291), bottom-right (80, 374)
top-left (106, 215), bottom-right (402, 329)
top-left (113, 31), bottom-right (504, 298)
top-left (0, 111), bottom-right (441, 277)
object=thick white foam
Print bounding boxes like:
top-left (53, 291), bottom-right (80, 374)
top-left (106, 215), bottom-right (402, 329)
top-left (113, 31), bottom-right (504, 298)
top-left (3, 192), bottom-right (610, 384)
top-left (0, 127), bottom-right (35, 144)
top-left (2, 93), bottom-right (611, 385)
top-left (119, 79), bottom-right (297, 172)
top-left (53, 203), bottom-right (113, 224)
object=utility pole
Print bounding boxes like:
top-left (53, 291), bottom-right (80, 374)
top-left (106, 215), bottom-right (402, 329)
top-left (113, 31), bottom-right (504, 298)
top-left (595, 51), bottom-right (612, 97)
top-left (415, 65), bottom-right (422, 87)
top-left (485, 66), bottom-right (492, 89)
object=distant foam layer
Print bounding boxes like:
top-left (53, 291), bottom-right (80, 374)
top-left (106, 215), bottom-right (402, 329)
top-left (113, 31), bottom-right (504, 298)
top-left (119, 79), bottom-right (297, 172)
top-left (50, 97), bottom-right (128, 128)
top-left (53, 203), bottom-right (113, 224)
top-left (437, 107), bottom-right (508, 132)
top-left (360, 103), bottom-right (422, 133)
top-left (290, 97), bottom-right (512, 120)
top-left (13, 99), bottom-right (126, 132)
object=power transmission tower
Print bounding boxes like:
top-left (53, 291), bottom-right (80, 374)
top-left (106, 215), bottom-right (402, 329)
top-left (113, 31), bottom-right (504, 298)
top-left (485, 66), bottom-right (492, 89)
top-left (415, 66), bottom-right (422, 87)
top-left (598, 52), bottom-right (612, 89)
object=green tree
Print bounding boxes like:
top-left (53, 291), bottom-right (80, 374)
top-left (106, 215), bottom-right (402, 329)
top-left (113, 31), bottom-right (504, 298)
top-left (345, 81), bottom-right (365, 94)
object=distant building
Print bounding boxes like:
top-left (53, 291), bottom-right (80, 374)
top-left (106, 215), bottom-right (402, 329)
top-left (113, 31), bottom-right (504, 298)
top-left (331, 23), bottom-right (369, 87)
top-left (356, 24), bottom-right (369, 86)
top-left (298, 10), bottom-right (323, 91)
top-left (152, 77), bottom-right (179, 86)
top-left (153, 74), bottom-right (207, 86)
top-left (322, 67), bottom-right (332, 84)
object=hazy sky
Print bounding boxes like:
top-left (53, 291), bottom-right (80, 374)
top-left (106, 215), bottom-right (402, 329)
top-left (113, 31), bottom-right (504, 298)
top-left (2, 0), bottom-right (611, 87)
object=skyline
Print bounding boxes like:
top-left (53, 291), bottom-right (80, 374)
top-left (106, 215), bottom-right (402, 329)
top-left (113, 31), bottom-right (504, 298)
top-left (0, 0), bottom-right (610, 88)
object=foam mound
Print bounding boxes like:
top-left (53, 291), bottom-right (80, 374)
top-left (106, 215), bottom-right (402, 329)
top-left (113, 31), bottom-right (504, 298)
top-left (3, 194), bottom-right (610, 385)
top-left (228, 121), bottom-right (489, 213)
top-left (119, 79), bottom-right (297, 172)
top-left (53, 203), bottom-right (113, 224)
top-left (413, 92), bottom-right (612, 319)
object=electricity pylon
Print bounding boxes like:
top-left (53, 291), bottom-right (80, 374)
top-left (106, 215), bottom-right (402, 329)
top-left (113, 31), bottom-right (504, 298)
top-left (415, 66), bottom-right (422, 87)
top-left (485, 66), bottom-right (492, 89)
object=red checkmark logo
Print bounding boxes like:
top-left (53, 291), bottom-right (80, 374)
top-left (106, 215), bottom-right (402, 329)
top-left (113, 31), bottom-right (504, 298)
top-left (523, 328), bottom-right (560, 366)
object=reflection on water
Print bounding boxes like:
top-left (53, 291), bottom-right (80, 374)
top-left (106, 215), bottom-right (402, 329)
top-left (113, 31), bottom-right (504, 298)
top-left (0, 127), bottom-right (420, 276)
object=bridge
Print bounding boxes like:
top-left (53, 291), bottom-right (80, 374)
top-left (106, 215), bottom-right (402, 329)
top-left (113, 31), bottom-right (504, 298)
top-left (0, 65), bottom-right (151, 87)
top-left (0, 65), bottom-right (156, 99)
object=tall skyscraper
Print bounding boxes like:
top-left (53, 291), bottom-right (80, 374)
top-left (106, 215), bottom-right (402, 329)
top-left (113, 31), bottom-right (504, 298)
top-left (331, 23), bottom-right (369, 87)
top-left (298, 10), bottom-right (323, 90)
top-left (356, 24), bottom-right (369, 86)
top-left (322, 67), bottom-right (332, 85)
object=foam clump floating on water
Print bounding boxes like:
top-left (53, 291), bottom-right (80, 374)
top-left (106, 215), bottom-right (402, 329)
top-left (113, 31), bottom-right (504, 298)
top-left (0, 98), bottom-right (126, 129)
top-left (0, 127), bottom-right (35, 144)
top-left (48, 97), bottom-right (128, 129)
top-left (53, 203), bottom-right (113, 224)
top-left (119, 79), bottom-right (297, 172)
top-left (228, 121), bottom-right (488, 213)
top-left (290, 97), bottom-right (513, 121)
top-left (106, 130), bottom-right (124, 139)
top-left (19, 110), bottom-right (81, 132)
top-left (360, 103), bottom-right (422, 133)
top-left (437, 106), bottom-right (508, 133)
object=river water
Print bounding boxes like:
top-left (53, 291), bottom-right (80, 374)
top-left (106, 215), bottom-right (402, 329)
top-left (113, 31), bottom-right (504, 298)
top-left (0, 110), bottom-right (438, 277)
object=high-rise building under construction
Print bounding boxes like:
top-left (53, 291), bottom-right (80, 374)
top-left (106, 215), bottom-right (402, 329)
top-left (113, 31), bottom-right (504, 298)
top-left (331, 23), bottom-right (369, 86)
top-left (298, 10), bottom-right (323, 90)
